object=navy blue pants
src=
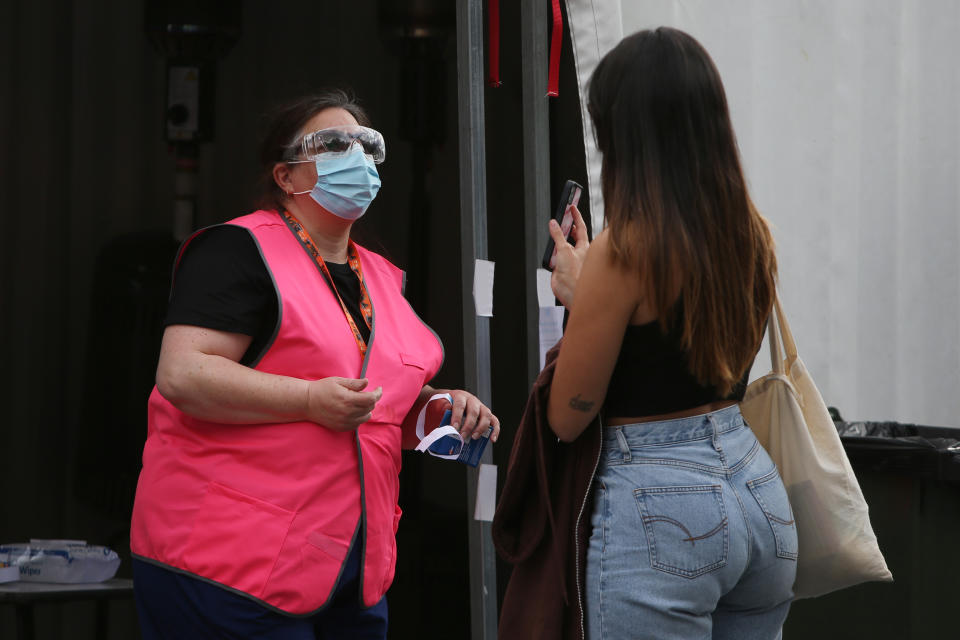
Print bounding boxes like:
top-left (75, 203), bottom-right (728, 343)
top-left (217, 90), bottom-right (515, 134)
top-left (133, 540), bottom-right (387, 639)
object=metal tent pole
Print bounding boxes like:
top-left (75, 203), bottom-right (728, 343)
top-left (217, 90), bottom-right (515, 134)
top-left (456, 0), bottom-right (497, 638)
top-left (521, 0), bottom-right (552, 388)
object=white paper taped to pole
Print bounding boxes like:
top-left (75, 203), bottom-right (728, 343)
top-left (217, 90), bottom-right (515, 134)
top-left (536, 268), bottom-right (555, 307)
top-left (474, 463), bottom-right (498, 522)
top-left (537, 268), bottom-right (563, 369)
top-left (539, 306), bottom-right (565, 370)
top-left (473, 259), bottom-right (495, 317)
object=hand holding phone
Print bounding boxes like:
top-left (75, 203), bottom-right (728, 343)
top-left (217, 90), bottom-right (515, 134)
top-left (542, 180), bottom-right (584, 271)
top-left (545, 181), bottom-right (590, 308)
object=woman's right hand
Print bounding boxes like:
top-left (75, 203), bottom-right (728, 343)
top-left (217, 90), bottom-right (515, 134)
top-left (305, 377), bottom-right (382, 431)
top-left (549, 205), bottom-right (590, 308)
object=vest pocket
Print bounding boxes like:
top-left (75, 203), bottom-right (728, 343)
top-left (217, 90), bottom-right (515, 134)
top-left (634, 484), bottom-right (728, 578)
top-left (747, 467), bottom-right (798, 560)
top-left (299, 531), bottom-right (350, 606)
top-left (306, 530), bottom-right (349, 560)
top-left (399, 352), bottom-right (426, 370)
top-left (371, 351), bottom-right (427, 425)
top-left (181, 481), bottom-right (295, 598)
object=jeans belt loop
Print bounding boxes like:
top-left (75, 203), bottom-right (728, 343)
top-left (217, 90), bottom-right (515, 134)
top-left (614, 426), bottom-right (632, 462)
top-left (708, 413), bottom-right (721, 452)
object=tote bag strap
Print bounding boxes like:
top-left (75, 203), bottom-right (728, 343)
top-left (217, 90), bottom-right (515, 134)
top-left (773, 295), bottom-right (799, 361)
top-left (767, 294), bottom-right (786, 375)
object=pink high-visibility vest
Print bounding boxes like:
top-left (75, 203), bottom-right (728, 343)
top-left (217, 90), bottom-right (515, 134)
top-left (130, 209), bottom-right (443, 614)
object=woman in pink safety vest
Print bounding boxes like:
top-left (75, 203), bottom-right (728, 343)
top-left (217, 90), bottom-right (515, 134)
top-left (130, 89), bottom-right (499, 640)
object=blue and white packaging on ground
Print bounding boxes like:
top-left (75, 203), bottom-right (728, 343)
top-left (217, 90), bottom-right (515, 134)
top-left (0, 539), bottom-right (120, 583)
top-left (0, 563), bottom-right (17, 583)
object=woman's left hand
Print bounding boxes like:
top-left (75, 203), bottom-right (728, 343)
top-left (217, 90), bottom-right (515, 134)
top-left (445, 389), bottom-right (499, 443)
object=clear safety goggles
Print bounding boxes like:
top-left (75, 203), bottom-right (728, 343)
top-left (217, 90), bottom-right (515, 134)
top-left (286, 125), bottom-right (386, 164)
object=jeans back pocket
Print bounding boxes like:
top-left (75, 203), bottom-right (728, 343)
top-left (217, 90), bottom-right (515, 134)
top-left (747, 468), bottom-right (798, 560)
top-left (634, 484), bottom-right (728, 578)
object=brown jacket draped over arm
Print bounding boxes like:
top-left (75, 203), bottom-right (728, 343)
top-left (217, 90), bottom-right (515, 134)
top-left (492, 341), bottom-right (602, 640)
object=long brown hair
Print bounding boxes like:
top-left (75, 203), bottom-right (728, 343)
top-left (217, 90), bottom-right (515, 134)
top-left (588, 27), bottom-right (777, 395)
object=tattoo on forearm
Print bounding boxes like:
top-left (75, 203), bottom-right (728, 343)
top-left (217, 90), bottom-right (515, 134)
top-left (568, 394), bottom-right (594, 412)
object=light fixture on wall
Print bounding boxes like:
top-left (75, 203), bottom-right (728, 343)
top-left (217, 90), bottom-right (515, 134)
top-left (144, 0), bottom-right (241, 240)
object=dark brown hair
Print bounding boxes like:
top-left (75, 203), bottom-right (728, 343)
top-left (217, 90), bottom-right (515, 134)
top-left (588, 27), bottom-right (777, 395)
top-left (256, 89), bottom-right (371, 212)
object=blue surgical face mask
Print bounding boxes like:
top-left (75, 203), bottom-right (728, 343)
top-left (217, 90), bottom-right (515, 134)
top-left (294, 144), bottom-right (381, 220)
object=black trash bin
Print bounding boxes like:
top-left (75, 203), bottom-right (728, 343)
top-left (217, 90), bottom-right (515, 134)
top-left (783, 421), bottom-right (960, 639)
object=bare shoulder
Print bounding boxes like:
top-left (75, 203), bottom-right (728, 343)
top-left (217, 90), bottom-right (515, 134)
top-left (583, 228), bottom-right (629, 282)
top-left (586, 227), bottom-right (655, 324)
top-left (590, 226), bottom-right (614, 255)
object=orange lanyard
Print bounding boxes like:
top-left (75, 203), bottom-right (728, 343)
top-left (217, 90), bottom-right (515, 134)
top-left (282, 211), bottom-right (373, 357)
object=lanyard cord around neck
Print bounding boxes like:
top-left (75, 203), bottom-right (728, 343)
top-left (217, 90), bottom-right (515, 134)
top-left (282, 210), bottom-right (372, 357)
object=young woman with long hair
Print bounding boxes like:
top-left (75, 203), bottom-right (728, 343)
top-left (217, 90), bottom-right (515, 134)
top-left (546, 28), bottom-right (795, 639)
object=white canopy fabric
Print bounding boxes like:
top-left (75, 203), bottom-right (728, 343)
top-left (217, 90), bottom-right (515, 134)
top-left (565, 0), bottom-right (960, 427)
top-left (564, 0), bottom-right (623, 232)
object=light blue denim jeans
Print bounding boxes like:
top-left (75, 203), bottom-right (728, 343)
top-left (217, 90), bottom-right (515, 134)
top-left (585, 405), bottom-right (796, 639)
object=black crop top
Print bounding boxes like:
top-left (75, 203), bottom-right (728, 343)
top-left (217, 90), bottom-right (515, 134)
top-left (165, 225), bottom-right (369, 367)
top-left (603, 319), bottom-right (750, 419)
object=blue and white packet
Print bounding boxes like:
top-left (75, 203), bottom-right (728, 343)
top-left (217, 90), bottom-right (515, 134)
top-left (0, 539), bottom-right (120, 583)
top-left (414, 395), bottom-right (492, 467)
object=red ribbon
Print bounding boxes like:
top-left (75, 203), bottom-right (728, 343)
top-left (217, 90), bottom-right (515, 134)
top-left (488, 0), bottom-right (501, 87)
top-left (547, 0), bottom-right (562, 97)
top-left (487, 0), bottom-right (560, 95)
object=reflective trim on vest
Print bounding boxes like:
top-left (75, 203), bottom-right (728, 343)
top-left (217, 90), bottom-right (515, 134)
top-left (130, 210), bottom-right (443, 613)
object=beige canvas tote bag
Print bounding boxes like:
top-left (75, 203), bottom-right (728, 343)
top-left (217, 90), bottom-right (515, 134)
top-left (740, 296), bottom-right (892, 599)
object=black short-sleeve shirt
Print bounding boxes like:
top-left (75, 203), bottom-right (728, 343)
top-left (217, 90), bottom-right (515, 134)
top-left (165, 225), bottom-right (369, 366)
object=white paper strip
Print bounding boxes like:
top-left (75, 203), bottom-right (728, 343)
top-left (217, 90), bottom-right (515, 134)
top-left (474, 463), bottom-right (497, 522)
top-left (536, 268), bottom-right (555, 307)
top-left (414, 393), bottom-right (454, 441)
top-left (539, 305), bottom-right (565, 370)
top-left (414, 425), bottom-right (463, 460)
top-left (473, 259), bottom-right (495, 317)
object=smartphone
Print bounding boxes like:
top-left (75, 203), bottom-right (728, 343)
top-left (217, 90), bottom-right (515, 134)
top-left (541, 180), bottom-right (584, 271)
